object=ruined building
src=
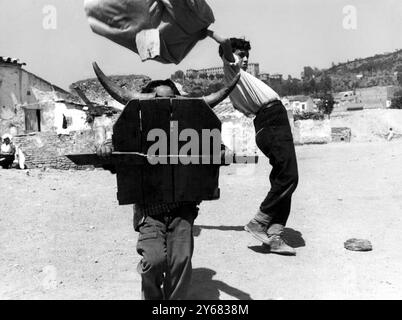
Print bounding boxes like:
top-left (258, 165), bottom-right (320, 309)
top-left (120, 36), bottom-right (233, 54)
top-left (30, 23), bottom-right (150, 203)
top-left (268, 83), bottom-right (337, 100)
top-left (0, 56), bottom-right (91, 136)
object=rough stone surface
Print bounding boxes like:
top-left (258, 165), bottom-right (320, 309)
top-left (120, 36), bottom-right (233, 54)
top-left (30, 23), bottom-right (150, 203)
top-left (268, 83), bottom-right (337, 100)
top-left (13, 131), bottom-right (98, 170)
top-left (293, 119), bottom-right (332, 145)
top-left (344, 239), bottom-right (373, 252)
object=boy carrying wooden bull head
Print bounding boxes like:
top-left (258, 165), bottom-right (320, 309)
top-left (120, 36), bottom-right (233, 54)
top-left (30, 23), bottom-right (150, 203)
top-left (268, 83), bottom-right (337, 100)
top-left (93, 63), bottom-right (239, 300)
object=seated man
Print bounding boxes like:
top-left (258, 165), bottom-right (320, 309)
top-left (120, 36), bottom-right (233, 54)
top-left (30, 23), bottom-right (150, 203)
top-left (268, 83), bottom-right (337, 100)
top-left (0, 134), bottom-right (16, 169)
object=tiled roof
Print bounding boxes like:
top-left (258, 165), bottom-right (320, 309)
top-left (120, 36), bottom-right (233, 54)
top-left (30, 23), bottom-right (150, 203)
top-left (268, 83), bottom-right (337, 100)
top-left (0, 56), bottom-right (26, 66)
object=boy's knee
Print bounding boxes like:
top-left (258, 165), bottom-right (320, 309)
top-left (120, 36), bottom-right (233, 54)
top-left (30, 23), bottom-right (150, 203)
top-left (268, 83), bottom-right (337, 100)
top-left (291, 172), bottom-right (299, 188)
top-left (138, 250), bottom-right (166, 275)
top-left (136, 230), bottom-right (166, 275)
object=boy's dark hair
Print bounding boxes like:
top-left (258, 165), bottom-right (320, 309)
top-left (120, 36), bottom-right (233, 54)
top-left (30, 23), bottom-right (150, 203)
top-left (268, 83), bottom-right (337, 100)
top-left (219, 38), bottom-right (251, 57)
top-left (141, 79), bottom-right (181, 96)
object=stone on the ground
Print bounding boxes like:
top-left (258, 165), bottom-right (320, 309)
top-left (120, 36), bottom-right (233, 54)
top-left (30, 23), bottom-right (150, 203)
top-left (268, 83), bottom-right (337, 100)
top-left (344, 238), bottom-right (373, 252)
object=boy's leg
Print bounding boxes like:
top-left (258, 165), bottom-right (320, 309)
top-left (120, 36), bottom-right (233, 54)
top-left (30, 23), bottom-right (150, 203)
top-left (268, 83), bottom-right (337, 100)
top-left (164, 203), bottom-right (199, 300)
top-left (267, 195), bottom-right (292, 235)
top-left (258, 129), bottom-right (298, 234)
top-left (136, 214), bottom-right (168, 300)
top-left (246, 102), bottom-right (298, 251)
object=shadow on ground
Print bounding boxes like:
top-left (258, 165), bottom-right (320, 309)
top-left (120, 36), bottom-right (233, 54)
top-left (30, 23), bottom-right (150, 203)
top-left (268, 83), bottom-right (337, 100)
top-left (282, 228), bottom-right (305, 248)
top-left (187, 268), bottom-right (253, 300)
top-left (193, 225), bottom-right (245, 237)
top-left (194, 226), bottom-right (305, 249)
top-left (247, 228), bottom-right (305, 254)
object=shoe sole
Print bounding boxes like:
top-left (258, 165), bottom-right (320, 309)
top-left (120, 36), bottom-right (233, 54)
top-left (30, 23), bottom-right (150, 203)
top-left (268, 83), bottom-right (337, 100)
top-left (268, 249), bottom-right (296, 256)
top-left (262, 244), bottom-right (296, 256)
top-left (244, 225), bottom-right (271, 245)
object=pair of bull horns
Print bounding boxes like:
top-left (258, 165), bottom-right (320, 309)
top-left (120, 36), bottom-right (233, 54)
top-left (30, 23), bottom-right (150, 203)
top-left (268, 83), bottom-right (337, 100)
top-left (92, 62), bottom-right (240, 108)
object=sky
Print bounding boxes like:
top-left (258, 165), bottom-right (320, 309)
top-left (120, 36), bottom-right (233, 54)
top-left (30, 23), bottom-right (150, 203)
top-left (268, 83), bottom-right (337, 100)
top-left (1, 0), bottom-right (402, 90)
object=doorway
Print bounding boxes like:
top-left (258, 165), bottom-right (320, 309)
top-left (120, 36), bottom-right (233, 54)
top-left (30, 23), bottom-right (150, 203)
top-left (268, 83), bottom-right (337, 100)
top-left (24, 108), bottom-right (41, 132)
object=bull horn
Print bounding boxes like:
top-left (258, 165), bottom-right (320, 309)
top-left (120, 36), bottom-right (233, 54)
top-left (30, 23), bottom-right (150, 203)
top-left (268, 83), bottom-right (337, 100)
top-left (203, 73), bottom-right (241, 108)
top-left (92, 62), bottom-right (152, 105)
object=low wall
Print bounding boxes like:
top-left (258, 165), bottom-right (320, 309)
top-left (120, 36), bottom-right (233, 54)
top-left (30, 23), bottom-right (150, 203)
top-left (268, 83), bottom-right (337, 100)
top-left (13, 131), bottom-right (97, 170)
top-left (332, 127), bottom-right (352, 142)
top-left (330, 109), bottom-right (402, 142)
top-left (293, 119), bottom-right (332, 145)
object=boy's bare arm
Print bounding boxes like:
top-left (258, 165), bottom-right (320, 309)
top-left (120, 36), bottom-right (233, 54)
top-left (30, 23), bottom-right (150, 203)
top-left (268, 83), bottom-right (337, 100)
top-left (206, 29), bottom-right (235, 63)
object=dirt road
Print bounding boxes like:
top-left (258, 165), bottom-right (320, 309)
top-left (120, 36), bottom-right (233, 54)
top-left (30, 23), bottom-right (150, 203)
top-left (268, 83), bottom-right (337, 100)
top-left (1, 141), bottom-right (402, 300)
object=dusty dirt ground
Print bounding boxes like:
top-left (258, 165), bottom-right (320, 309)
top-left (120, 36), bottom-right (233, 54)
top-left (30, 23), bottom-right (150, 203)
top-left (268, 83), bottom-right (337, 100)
top-left (1, 140), bottom-right (402, 300)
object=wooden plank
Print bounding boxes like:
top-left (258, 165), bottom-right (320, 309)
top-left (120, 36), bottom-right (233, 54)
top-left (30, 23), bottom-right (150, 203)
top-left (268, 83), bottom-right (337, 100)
top-left (116, 166), bottom-right (143, 205)
top-left (113, 100), bottom-right (144, 204)
top-left (113, 100), bottom-right (142, 152)
top-left (65, 153), bottom-right (147, 166)
top-left (140, 99), bottom-right (174, 203)
top-left (171, 99), bottom-right (221, 201)
top-left (66, 152), bottom-right (247, 167)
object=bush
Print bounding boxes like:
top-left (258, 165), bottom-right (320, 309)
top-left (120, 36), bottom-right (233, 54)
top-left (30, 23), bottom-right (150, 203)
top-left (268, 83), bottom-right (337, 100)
top-left (390, 90), bottom-right (402, 109)
top-left (294, 112), bottom-right (325, 121)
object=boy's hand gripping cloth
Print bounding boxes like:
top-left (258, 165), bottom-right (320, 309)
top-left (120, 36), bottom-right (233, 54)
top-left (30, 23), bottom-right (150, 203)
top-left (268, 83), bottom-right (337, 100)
top-left (84, 0), bottom-right (215, 64)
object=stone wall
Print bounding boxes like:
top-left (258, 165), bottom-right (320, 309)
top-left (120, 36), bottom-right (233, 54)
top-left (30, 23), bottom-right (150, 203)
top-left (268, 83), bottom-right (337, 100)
top-left (332, 127), bottom-right (352, 142)
top-left (293, 119), bottom-right (332, 145)
top-left (221, 117), bottom-right (257, 155)
top-left (0, 64), bottom-right (68, 134)
top-left (13, 131), bottom-right (97, 170)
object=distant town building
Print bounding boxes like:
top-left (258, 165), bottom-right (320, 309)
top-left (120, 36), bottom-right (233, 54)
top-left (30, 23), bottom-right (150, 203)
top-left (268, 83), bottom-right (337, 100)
top-left (185, 69), bottom-right (199, 79)
top-left (247, 63), bottom-right (260, 77)
top-left (282, 95), bottom-right (317, 114)
top-left (258, 73), bottom-right (283, 84)
top-left (185, 63), bottom-right (260, 78)
top-left (259, 73), bottom-right (270, 82)
top-left (0, 56), bottom-right (91, 135)
top-left (333, 86), bottom-right (399, 112)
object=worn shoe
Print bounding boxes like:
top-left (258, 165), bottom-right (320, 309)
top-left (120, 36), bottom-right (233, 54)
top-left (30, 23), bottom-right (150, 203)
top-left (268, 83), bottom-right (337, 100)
top-left (244, 220), bottom-right (272, 245)
top-left (263, 235), bottom-right (296, 256)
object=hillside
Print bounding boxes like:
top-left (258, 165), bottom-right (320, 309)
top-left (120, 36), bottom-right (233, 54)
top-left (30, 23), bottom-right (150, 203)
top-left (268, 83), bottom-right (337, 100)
top-left (331, 109), bottom-right (402, 142)
top-left (68, 48), bottom-right (402, 104)
top-left (70, 74), bottom-right (151, 105)
top-left (317, 49), bottom-right (402, 92)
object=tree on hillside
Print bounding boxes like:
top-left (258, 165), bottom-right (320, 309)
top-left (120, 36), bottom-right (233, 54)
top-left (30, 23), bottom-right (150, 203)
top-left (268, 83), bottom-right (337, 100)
top-left (171, 70), bottom-right (185, 81)
top-left (187, 85), bottom-right (204, 97)
top-left (309, 78), bottom-right (317, 94)
top-left (206, 82), bottom-right (225, 95)
top-left (317, 93), bottom-right (335, 118)
top-left (199, 72), bottom-right (208, 79)
top-left (302, 66), bottom-right (314, 81)
top-left (390, 90), bottom-right (402, 109)
top-left (395, 65), bottom-right (402, 87)
top-left (318, 74), bottom-right (332, 93)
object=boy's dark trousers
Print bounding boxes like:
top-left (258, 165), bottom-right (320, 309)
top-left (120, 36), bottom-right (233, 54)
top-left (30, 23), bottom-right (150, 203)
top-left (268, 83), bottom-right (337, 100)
top-left (136, 203), bottom-right (199, 300)
top-left (253, 100), bottom-right (299, 231)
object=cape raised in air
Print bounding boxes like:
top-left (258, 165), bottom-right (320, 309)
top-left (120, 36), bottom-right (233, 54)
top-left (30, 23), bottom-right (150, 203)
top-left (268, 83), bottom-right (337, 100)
top-left (84, 0), bottom-right (215, 64)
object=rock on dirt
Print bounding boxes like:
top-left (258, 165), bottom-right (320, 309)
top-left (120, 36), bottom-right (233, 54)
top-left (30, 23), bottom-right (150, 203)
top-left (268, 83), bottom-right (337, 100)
top-left (344, 239), bottom-right (373, 252)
